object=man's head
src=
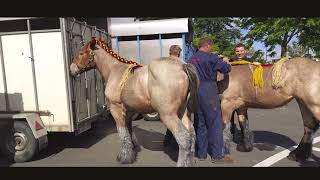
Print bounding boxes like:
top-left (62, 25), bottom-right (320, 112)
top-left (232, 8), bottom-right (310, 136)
top-left (169, 45), bottom-right (182, 58)
top-left (235, 43), bottom-right (247, 59)
top-left (198, 37), bottom-right (213, 53)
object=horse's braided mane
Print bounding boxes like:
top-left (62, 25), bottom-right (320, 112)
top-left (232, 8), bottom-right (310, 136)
top-left (93, 37), bottom-right (143, 67)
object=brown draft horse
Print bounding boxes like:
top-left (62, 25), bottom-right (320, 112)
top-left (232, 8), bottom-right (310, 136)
top-left (70, 37), bottom-right (199, 166)
top-left (218, 57), bottom-right (320, 163)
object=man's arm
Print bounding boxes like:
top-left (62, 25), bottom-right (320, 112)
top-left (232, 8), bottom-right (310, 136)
top-left (211, 54), bottom-right (231, 74)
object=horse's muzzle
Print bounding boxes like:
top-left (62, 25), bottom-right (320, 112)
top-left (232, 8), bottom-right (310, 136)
top-left (70, 63), bottom-right (80, 76)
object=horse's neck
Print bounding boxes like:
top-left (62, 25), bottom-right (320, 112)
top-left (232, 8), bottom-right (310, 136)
top-left (95, 49), bottom-right (124, 83)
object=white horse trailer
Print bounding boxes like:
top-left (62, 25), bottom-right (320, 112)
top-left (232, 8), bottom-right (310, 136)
top-left (0, 17), bottom-right (110, 162)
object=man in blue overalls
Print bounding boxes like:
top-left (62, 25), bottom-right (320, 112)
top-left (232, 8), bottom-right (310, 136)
top-left (188, 37), bottom-right (232, 163)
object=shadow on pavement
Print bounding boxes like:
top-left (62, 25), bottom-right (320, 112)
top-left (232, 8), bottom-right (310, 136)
top-left (133, 126), bottom-right (164, 151)
top-left (0, 117), bottom-right (117, 166)
top-left (232, 128), bottom-right (297, 152)
top-left (34, 119), bottom-right (117, 161)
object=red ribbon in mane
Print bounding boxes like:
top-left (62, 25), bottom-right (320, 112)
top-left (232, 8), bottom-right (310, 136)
top-left (92, 37), bottom-right (143, 67)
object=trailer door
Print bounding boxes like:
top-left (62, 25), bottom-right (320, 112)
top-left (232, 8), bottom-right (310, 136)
top-left (65, 19), bottom-right (108, 125)
top-left (1, 34), bottom-right (36, 111)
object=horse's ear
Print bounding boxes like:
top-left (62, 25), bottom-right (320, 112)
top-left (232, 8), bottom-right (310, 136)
top-left (89, 38), bottom-right (98, 50)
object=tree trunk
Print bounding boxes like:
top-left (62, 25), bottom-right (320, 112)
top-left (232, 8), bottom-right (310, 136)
top-left (281, 44), bottom-right (288, 58)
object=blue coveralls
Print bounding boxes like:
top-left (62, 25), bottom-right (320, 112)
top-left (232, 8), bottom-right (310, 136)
top-left (188, 51), bottom-right (231, 160)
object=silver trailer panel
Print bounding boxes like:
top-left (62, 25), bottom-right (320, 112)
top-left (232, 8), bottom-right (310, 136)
top-left (109, 18), bottom-right (189, 36)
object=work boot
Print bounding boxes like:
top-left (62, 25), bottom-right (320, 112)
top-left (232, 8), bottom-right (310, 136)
top-left (211, 155), bottom-right (234, 164)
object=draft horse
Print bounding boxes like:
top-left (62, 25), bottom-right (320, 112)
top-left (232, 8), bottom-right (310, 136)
top-left (218, 57), bottom-right (320, 162)
top-left (70, 37), bottom-right (199, 166)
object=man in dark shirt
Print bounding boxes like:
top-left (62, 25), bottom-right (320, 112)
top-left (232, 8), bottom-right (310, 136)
top-left (188, 37), bottom-right (232, 163)
top-left (230, 43), bottom-right (252, 62)
top-left (229, 43), bottom-right (251, 135)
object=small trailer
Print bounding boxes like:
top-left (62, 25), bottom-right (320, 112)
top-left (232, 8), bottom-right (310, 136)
top-left (0, 17), bottom-right (111, 162)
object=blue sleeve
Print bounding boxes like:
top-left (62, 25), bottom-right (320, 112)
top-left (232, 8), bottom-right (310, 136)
top-left (210, 54), bottom-right (231, 74)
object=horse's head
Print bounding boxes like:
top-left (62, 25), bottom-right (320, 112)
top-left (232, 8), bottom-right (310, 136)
top-left (70, 37), bottom-right (102, 76)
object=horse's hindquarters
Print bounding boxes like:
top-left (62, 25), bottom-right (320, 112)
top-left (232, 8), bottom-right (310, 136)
top-left (120, 66), bottom-right (155, 113)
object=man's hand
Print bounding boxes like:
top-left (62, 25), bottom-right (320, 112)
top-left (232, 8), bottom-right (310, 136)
top-left (217, 72), bottom-right (225, 81)
top-left (218, 54), bottom-right (230, 64)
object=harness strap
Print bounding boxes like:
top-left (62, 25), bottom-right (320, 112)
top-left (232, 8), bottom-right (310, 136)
top-left (118, 64), bottom-right (136, 97)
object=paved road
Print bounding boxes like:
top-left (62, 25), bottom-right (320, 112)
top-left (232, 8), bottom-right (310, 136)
top-left (0, 100), bottom-right (319, 167)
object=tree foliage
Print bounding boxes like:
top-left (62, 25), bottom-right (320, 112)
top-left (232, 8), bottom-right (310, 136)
top-left (192, 18), bottom-right (241, 56)
top-left (299, 18), bottom-right (320, 58)
top-left (288, 41), bottom-right (309, 58)
top-left (239, 18), bottom-right (302, 58)
top-left (240, 17), bottom-right (320, 58)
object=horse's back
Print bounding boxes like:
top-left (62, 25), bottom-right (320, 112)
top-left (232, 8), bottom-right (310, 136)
top-left (220, 64), bottom-right (293, 108)
top-left (284, 57), bottom-right (320, 98)
top-left (148, 58), bottom-right (187, 83)
top-left (286, 57), bottom-right (320, 75)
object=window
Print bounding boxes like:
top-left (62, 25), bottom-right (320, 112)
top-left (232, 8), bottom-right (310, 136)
top-left (0, 18), bottom-right (60, 33)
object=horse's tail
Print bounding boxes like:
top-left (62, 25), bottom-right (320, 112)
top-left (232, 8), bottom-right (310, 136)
top-left (182, 63), bottom-right (199, 113)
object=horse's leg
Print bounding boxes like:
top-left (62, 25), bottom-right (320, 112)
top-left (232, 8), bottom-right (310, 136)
top-left (166, 105), bottom-right (196, 151)
top-left (179, 106), bottom-right (196, 161)
top-left (221, 99), bottom-right (236, 158)
top-left (221, 97), bottom-right (246, 161)
top-left (126, 112), bottom-right (141, 152)
top-left (160, 112), bottom-right (195, 167)
top-left (230, 111), bottom-right (236, 135)
top-left (110, 103), bottom-right (136, 164)
top-left (236, 108), bottom-right (254, 152)
top-left (287, 99), bottom-right (320, 162)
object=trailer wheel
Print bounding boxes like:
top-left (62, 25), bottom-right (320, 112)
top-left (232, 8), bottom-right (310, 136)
top-left (143, 112), bottom-right (160, 121)
top-left (1, 121), bottom-right (38, 163)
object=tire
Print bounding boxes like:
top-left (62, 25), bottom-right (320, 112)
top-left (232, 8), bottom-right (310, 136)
top-left (0, 121), bottom-right (38, 163)
top-left (142, 112), bottom-right (160, 121)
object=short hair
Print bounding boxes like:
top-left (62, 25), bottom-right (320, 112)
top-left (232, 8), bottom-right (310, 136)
top-left (198, 37), bottom-right (213, 49)
top-left (235, 43), bottom-right (246, 50)
top-left (169, 45), bottom-right (182, 56)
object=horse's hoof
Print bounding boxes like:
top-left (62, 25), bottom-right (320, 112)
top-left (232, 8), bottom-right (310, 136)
top-left (287, 150), bottom-right (308, 163)
top-left (287, 151), bottom-right (298, 162)
top-left (236, 143), bottom-right (253, 152)
top-left (116, 148), bottom-right (137, 164)
top-left (177, 158), bottom-right (194, 167)
top-left (177, 153), bottom-right (194, 167)
top-left (134, 145), bottom-right (141, 152)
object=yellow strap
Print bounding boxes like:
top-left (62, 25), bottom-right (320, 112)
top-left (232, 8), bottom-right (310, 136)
top-left (230, 60), bottom-right (251, 65)
top-left (230, 60), bottom-right (264, 90)
top-left (252, 64), bottom-right (264, 90)
top-left (118, 64), bottom-right (135, 96)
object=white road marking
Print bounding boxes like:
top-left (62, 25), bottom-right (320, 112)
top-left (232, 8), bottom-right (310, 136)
top-left (312, 147), bottom-right (320, 152)
top-left (253, 136), bottom-right (320, 167)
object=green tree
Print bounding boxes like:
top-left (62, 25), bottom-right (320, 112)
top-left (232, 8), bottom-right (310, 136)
top-left (288, 41), bottom-right (308, 58)
top-left (240, 17), bottom-right (320, 58)
top-left (247, 48), bottom-right (266, 64)
top-left (240, 18), bottom-right (302, 58)
top-left (299, 18), bottom-right (320, 58)
top-left (192, 18), bottom-right (241, 56)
